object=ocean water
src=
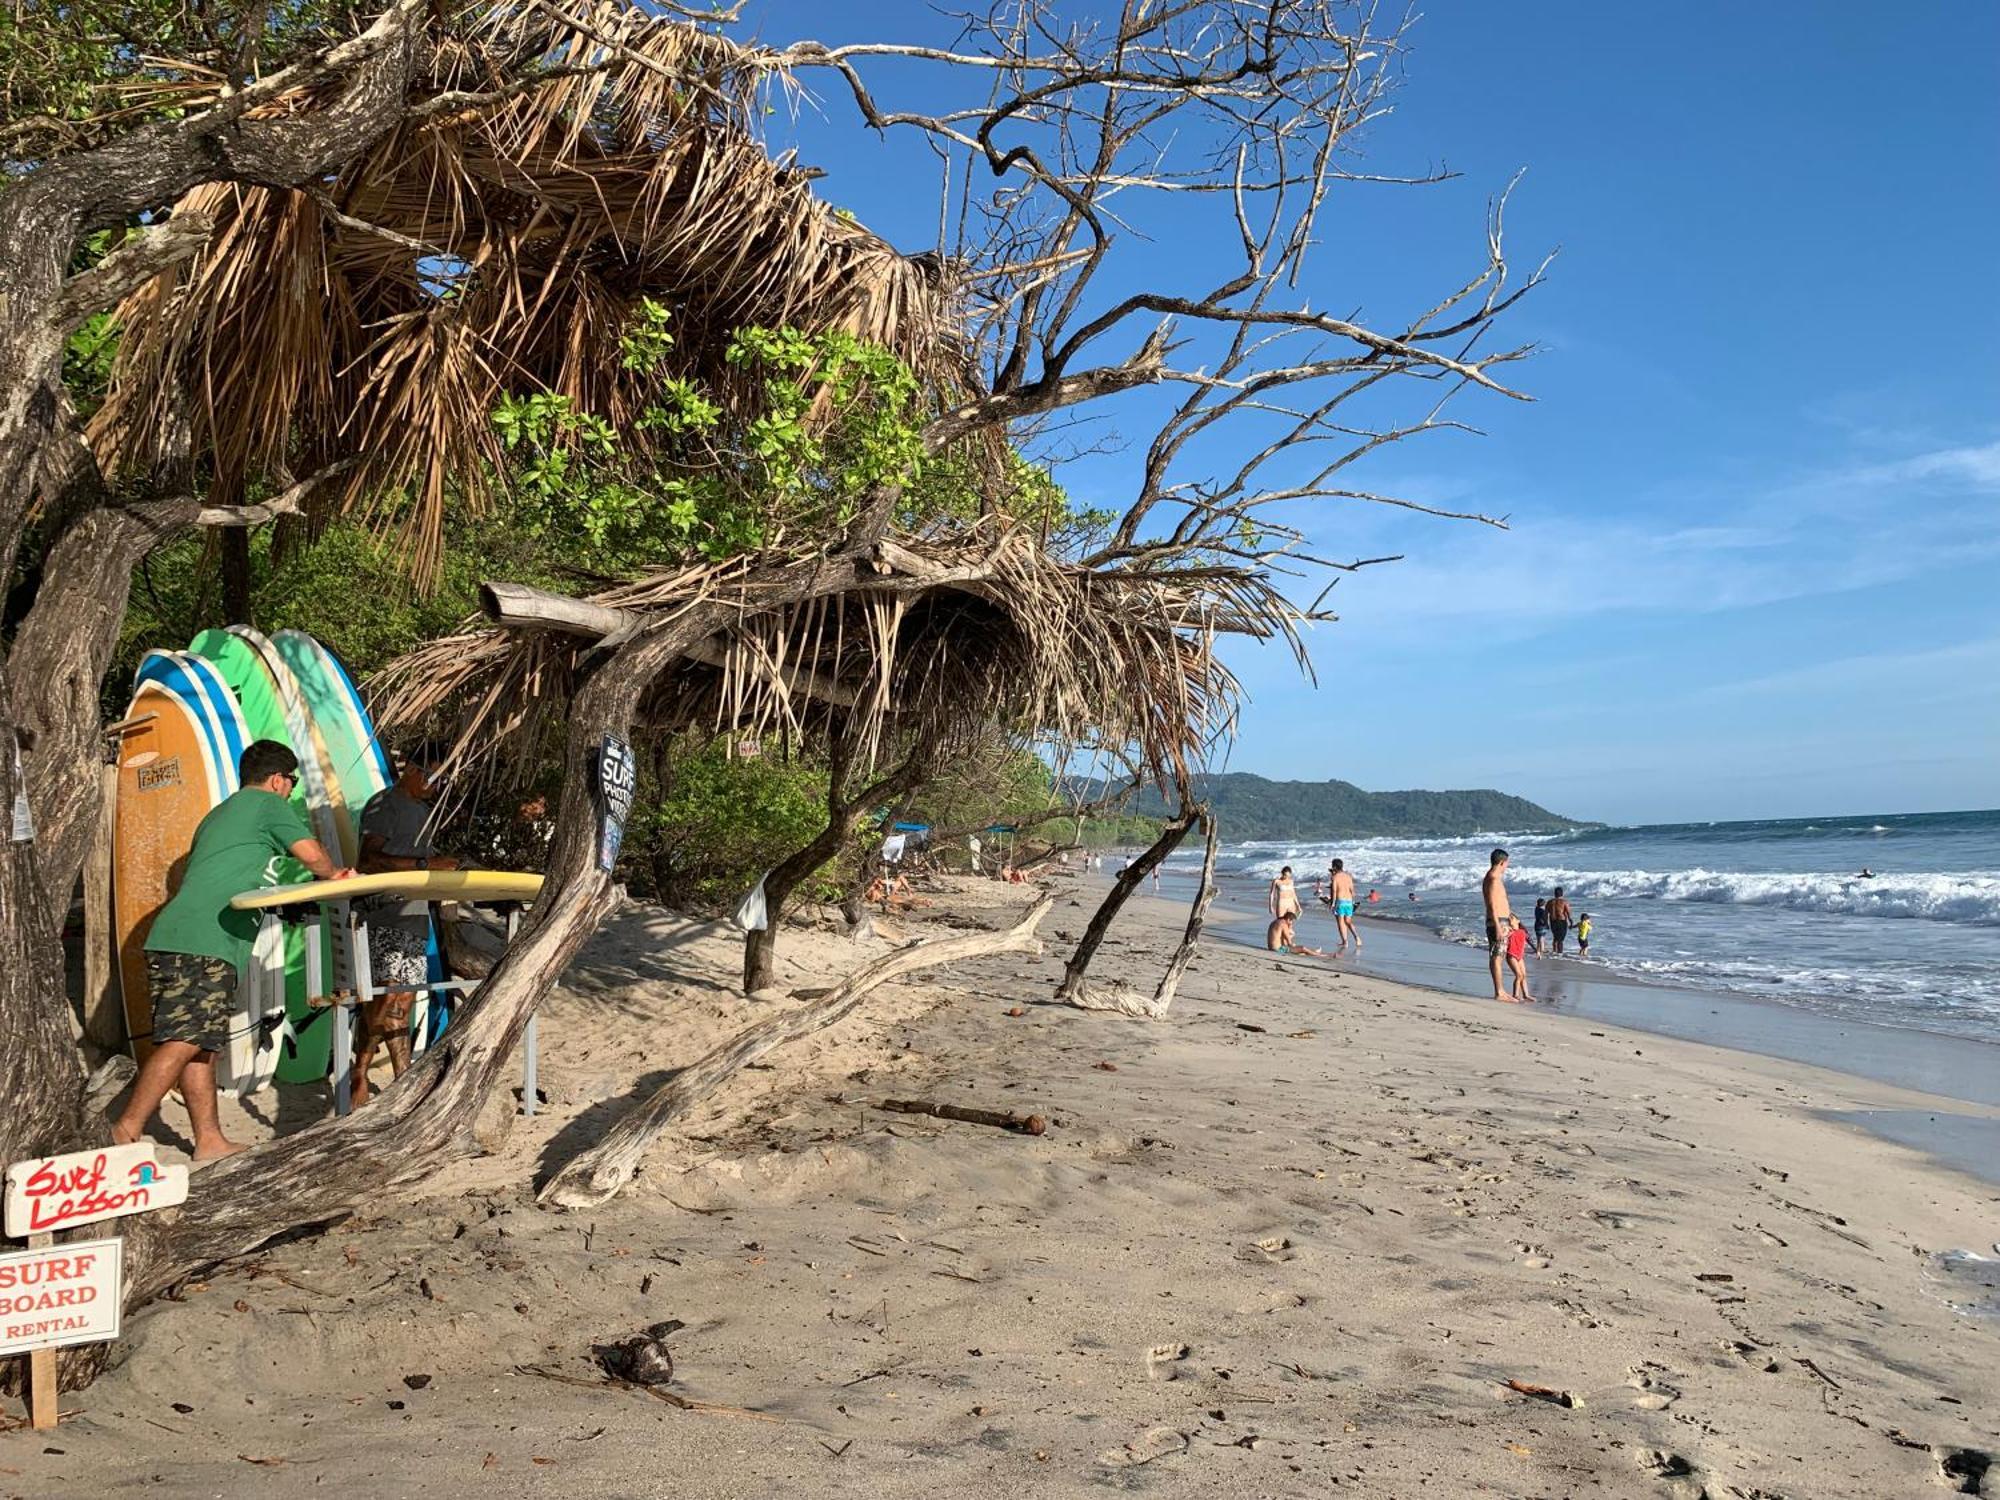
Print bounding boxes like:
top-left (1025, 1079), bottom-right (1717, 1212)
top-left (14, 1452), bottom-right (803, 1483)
top-left (1167, 809), bottom-right (2000, 1044)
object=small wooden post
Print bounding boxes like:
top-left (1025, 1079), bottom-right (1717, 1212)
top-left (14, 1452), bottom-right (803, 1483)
top-left (81, 765), bottom-right (121, 1049)
top-left (25, 1231), bottom-right (55, 1430)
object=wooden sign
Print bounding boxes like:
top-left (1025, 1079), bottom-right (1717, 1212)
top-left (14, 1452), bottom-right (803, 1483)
top-left (4, 1144), bottom-right (189, 1236)
top-left (0, 1238), bottom-right (123, 1358)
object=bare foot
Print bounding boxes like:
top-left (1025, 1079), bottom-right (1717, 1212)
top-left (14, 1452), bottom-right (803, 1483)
top-left (108, 1115), bottom-right (142, 1146)
top-left (192, 1139), bottom-right (243, 1164)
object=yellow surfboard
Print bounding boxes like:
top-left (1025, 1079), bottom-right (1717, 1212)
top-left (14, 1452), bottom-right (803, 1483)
top-left (232, 869), bottom-right (545, 910)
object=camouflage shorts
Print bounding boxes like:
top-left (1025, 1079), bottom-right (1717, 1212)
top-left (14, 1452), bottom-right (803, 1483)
top-left (146, 951), bottom-right (236, 1053)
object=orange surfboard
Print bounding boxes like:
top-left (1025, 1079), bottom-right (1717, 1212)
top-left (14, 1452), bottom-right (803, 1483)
top-left (112, 655), bottom-right (245, 1061)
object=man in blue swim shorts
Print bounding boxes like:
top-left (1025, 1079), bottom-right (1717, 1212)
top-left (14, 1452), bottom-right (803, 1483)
top-left (1328, 858), bottom-right (1361, 953)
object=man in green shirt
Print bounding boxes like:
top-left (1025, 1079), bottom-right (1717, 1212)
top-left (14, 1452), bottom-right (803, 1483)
top-left (113, 740), bottom-right (350, 1160)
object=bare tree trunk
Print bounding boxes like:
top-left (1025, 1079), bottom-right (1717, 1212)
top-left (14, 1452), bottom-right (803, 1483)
top-left (1144, 808), bottom-right (1220, 1015)
top-left (544, 894), bottom-right (1053, 1210)
top-left (741, 739), bottom-right (931, 994)
top-left (218, 527), bottom-right (252, 624)
top-left (1053, 807), bottom-right (1198, 1003)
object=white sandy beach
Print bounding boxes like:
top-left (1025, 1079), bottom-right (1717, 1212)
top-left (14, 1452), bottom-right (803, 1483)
top-left (12, 871), bottom-right (1997, 1498)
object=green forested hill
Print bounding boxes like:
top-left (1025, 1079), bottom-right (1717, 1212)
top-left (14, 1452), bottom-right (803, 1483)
top-left (1099, 773), bottom-right (1586, 841)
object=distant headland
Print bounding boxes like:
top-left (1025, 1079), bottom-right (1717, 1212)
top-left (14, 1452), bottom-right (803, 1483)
top-left (1097, 773), bottom-right (1589, 842)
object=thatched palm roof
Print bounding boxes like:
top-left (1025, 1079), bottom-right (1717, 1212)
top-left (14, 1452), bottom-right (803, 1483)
top-left (374, 522), bottom-right (1290, 789)
top-left (89, 3), bottom-right (964, 581)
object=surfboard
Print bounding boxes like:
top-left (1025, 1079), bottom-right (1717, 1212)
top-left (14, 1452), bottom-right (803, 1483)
top-left (272, 631), bottom-right (391, 815)
top-left (271, 629), bottom-right (450, 1047)
top-left (232, 869), bottom-right (545, 910)
top-left (113, 652), bottom-right (246, 1065)
top-left (187, 628), bottom-right (331, 1091)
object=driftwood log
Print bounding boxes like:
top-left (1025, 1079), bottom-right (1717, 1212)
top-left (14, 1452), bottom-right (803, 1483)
top-left (539, 895), bottom-right (1054, 1209)
top-left (874, 1099), bottom-right (1047, 1134)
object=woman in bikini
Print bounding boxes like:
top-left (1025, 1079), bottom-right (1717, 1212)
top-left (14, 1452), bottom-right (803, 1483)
top-left (1268, 865), bottom-right (1302, 950)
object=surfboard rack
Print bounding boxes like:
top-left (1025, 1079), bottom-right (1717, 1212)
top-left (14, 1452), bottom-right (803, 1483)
top-left (246, 898), bottom-right (536, 1119)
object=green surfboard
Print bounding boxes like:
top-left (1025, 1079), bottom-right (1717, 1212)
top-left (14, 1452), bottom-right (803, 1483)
top-left (187, 628), bottom-right (341, 1085)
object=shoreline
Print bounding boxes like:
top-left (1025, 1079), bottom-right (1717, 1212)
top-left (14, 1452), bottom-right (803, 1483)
top-left (1159, 867), bottom-right (2000, 1187)
top-left (15, 871), bottom-right (1999, 1498)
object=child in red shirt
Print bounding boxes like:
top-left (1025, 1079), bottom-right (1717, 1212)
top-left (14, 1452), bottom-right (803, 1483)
top-left (1504, 915), bottom-right (1535, 1003)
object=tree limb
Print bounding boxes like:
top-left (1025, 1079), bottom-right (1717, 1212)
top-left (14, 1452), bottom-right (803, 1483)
top-left (540, 895), bottom-right (1053, 1210)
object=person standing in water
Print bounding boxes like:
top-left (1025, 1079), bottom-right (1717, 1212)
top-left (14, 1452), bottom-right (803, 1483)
top-left (1504, 915), bottom-right (1535, 1002)
top-left (1482, 847), bottom-right (1512, 1002)
top-left (1532, 897), bottom-right (1550, 957)
top-left (1547, 886), bottom-right (1573, 954)
top-left (1268, 865), bottom-right (1302, 948)
top-left (1328, 858), bottom-right (1360, 953)
top-left (1576, 912), bottom-right (1593, 957)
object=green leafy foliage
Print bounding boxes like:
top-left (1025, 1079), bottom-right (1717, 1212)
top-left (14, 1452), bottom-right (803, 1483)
top-left (2, 1), bottom-right (339, 161)
top-left (490, 305), bottom-right (932, 568)
top-left (621, 737), bottom-right (831, 909)
top-left (488, 300), bottom-right (1096, 570)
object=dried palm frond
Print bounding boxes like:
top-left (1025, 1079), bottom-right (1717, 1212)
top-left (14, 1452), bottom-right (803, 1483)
top-left (373, 517), bottom-right (1291, 792)
top-left (89, 2), bottom-right (967, 583)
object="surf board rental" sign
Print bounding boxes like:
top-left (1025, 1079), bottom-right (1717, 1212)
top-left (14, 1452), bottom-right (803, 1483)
top-left (0, 1239), bottom-right (124, 1358)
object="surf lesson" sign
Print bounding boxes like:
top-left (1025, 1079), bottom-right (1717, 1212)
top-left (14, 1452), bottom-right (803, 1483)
top-left (4, 1143), bottom-right (190, 1236)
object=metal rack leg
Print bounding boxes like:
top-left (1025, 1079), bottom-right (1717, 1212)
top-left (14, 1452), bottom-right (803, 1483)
top-left (508, 909), bottom-right (536, 1116)
top-left (336, 912), bottom-right (372, 1118)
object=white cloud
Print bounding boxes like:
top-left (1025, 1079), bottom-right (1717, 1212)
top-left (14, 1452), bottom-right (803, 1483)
top-left (1307, 436), bottom-right (2000, 638)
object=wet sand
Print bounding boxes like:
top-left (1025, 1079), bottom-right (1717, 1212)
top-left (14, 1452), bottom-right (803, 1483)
top-left (13, 872), bottom-right (1998, 1497)
top-left (1195, 871), bottom-right (2000, 1184)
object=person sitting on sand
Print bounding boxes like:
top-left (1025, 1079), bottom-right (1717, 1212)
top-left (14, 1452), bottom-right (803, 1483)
top-left (1576, 912), bottom-right (1593, 957)
top-left (1532, 897), bottom-right (1549, 957)
top-left (1267, 915), bottom-right (1326, 957)
top-left (1504, 915), bottom-right (1535, 1002)
top-left (1482, 847), bottom-right (1512, 1002)
top-left (1268, 865), bottom-right (1302, 947)
top-left (114, 740), bottom-right (353, 1160)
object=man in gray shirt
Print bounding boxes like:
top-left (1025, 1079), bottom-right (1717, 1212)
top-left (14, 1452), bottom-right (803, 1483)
top-left (352, 744), bottom-right (458, 1103)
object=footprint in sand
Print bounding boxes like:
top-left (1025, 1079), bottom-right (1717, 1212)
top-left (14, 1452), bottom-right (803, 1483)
top-left (1514, 1241), bottom-right (1552, 1269)
top-left (1242, 1235), bottom-right (1297, 1264)
top-left (1146, 1343), bottom-right (1192, 1380)
top-left (1099, 1426), bottom-right (1190, 1467)
top-left (1626, 1364), bottom-right (1682, 1409)
top-left (1716, 1337), bottom-right (1781, 1374)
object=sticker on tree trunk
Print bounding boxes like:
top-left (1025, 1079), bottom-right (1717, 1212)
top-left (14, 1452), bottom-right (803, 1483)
top-left (4, 1144), bottom-right (190, 1236)
top-left (0, 1239), bottom-right (123, 1357)
top-left (595, 733), bottom-right (636, 873)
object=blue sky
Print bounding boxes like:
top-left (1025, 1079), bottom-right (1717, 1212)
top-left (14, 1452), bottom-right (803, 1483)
top-left (754, 2), bottom-right (2000, 825)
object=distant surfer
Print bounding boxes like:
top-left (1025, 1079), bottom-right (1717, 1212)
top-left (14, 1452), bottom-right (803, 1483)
top-left (1327, 858), bottom-right (1360, 953)
top-left (1482, 847), bottom-right (1512, 1002)
top-left (355, 742), bottom-right (461, 1106)
top-left (113, 740), bottom-right (353, 1159)
top-left (1854, 867), bottom-right (1874, 880)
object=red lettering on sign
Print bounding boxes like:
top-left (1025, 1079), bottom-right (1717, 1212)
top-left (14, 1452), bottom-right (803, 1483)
top-left (16, 1152), bottom-right (152, 1231)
